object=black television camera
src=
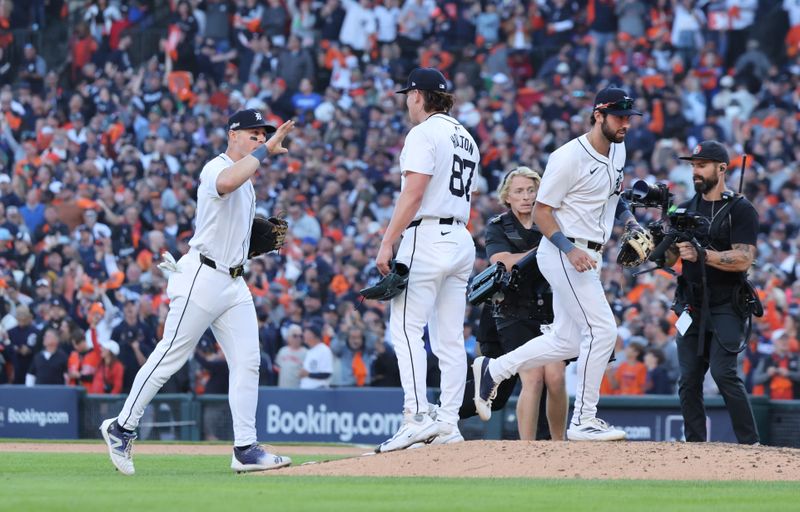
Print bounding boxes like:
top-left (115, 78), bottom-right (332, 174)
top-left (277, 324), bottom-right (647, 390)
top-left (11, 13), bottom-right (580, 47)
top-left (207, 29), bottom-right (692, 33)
top-left (468, 261), bottom-right (511, 306)
top-left (467, 250), bottom-right (542, 306)
top-left (622, 180), bottom-right (710, 270)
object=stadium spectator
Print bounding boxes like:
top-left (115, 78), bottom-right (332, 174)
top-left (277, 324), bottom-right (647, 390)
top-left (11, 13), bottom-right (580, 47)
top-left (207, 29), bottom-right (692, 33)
top-left (612, 341), bottom-right (648, 395)
top-left (753, 330), bottom-right (800, 399)
top-left (89, 339), bottom-right (124, 394)
top-left (331, 325), bottom-right (373, 387)
top-left (25, 327), bottom-right (67, 385)
top-left (370, 337), bottom-right (401, 387)
top-left (275, 323), bottom-right (306, 388)
top-left (67, 326), bottom-right (99, 389)
top-left (299, 320), bottom-right (333, 389)
top-left (7, 304), bottom-right (38, 383)
top-left (644, 347), bottom-right (673, 394)
top-left (111, 300), bottom-right (154, 392)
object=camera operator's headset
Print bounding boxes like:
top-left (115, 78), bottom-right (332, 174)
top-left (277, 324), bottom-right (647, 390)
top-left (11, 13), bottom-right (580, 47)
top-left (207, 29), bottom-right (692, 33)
top-left (685, 190), bottom-right (753, 355)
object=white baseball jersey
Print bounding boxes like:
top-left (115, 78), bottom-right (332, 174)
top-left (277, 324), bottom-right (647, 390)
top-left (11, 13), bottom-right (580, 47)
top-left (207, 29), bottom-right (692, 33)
top-left (300, 343), bottom-right (333, 389)
top-left (486, 132), bottom-right (627, 430)
top-left (189, 153), bottom-right (256, 268)
top-left (385, 112), bottom-right (478, 432)
top-left (399, 113), bottom-right (479, 223)
top-left (536, 134), bottom-right (626, 244)
top-left (116, 149), bottom-right (265, 448)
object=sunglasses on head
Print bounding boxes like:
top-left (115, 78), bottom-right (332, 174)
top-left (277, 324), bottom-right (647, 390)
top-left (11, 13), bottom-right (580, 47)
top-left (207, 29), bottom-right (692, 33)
top-left (595, 97), bottom-right (634, 112)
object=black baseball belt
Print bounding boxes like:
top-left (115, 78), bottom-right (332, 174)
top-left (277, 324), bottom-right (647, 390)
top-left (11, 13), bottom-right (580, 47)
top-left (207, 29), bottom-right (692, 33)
top-left (407, 217), bottom-right (462, 229)
top-left (567, 237), bottom-right (603, 252)
top-left (200, 254), bottom-right (244, 278)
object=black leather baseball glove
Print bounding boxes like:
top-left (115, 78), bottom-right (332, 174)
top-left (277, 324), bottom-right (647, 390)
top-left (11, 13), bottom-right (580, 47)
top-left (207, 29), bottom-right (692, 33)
top-left (617, 225), bottom-right (654, 268)
top-left (359, 261), bottom-right (410, 301)
top-left (248, 215), bottom-right (288, 258)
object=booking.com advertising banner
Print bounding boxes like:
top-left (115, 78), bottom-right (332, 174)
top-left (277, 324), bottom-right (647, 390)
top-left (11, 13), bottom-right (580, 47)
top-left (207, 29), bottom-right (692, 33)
top-left (257, 388), bottom-right (406, 444)
top-left (0, 385), bottom-right (81, 439)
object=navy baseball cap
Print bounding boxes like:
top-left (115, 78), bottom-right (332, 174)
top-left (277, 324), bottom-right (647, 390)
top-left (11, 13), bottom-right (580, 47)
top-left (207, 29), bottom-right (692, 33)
top-left (593, 87), bottom-right (642, 116)
top-left (396, 67), bottom-right (448, 94)
top-left (678, 140), bottom-right (730, 165)
top-left (227, 109), bottom-right (276, 133)
top-left (304, 320), bottom-right (323, 339)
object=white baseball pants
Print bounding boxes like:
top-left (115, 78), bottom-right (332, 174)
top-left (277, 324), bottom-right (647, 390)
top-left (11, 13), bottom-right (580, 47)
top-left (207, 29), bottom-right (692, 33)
top-left (389, 220), bottom-right (475, 426)
top-left (117, 249), bottom-right (260, 446)
top-left (488, 237), bottom-right (617, 425)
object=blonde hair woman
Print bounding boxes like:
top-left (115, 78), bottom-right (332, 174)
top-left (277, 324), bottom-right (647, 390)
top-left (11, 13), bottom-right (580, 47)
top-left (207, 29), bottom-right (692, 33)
top-left (476, 166), bottom-right (567, 440)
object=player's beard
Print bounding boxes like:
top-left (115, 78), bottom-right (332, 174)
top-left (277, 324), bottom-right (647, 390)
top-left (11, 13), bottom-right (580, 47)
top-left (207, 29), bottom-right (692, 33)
top-left (600, 117), bottom-right (626, 143)
top-left (693, 172), bottom-right (719, 194)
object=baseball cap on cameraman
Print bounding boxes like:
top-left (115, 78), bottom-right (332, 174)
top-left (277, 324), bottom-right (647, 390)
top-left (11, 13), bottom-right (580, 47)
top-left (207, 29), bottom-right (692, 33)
top-left (593, 87), bottom-right (642, 116)
top-left (227, 109), bottom-right (276, 134)
top-left (396, 68), bottom-right (448, 94)
top-left (678, 140), bottom-right (730, 165)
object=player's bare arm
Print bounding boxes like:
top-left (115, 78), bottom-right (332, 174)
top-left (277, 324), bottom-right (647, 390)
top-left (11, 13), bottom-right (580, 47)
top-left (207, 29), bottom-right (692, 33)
top-left (533, 201), bottom-right (596, 272)
top-left (216, 120), bottom-right (295, 195)
top-left (376, 171), bottom-right (432, 275)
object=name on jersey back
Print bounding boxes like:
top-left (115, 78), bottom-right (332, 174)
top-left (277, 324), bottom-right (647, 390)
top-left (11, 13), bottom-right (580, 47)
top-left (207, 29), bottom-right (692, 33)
top-left (450, 134), bottom-right (475, 156)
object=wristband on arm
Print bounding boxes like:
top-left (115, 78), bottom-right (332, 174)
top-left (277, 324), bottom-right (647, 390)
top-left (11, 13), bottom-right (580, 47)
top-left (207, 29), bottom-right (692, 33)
top-left (615, 197), bottom-right (635, 225)
top-left (550, 231), bottom-right (575, 253)
top-left (250, 145), bottom-right (268, 161)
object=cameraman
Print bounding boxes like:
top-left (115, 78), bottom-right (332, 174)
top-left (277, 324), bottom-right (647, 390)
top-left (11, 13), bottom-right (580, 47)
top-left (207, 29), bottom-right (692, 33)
top-left (478, 167), bottom-right (567, 440)
top-left (665, 141), bottom-right (760, 445)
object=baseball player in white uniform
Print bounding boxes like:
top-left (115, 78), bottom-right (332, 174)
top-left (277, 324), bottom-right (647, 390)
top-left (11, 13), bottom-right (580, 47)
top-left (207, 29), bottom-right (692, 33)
top-left (473, 87), bottom-right (644, 441)
top-left (374, 68), bottom-right (479, 452)
top-left (101, 109), bottom-right (295, 474)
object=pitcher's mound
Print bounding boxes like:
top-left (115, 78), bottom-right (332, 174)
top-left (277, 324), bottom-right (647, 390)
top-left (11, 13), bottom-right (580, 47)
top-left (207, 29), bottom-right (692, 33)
top-left (273, 441), bottom-right (800, 480)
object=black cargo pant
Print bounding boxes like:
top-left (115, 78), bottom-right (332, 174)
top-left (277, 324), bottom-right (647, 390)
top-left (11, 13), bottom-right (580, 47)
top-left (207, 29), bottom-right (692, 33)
top-left (460, 318), bottom-right (552, 440)
top-left (676, 302), bottom-right (759, 444)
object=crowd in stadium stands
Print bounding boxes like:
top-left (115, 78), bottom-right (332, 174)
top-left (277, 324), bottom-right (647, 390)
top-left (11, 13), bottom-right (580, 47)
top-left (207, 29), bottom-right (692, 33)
top-left (0, 0), bottom-right (799, 405)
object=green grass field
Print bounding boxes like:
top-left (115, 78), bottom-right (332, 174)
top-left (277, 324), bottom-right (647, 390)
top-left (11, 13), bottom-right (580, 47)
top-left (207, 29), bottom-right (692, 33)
top-left (1, 451), bottom-right (798, 512)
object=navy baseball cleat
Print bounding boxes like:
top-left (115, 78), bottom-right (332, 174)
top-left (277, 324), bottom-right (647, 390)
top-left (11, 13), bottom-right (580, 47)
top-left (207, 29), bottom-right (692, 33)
top-left (100, 418), bottom-right (137, 476)
top-left (231, 444), bottom-right (292, 473)
top-left (472, 356), bottom-right (499, 421)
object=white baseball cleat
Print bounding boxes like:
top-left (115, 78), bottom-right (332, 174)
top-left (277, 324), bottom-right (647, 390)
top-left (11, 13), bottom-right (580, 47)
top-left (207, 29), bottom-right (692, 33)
top-left (231, 444), bottom-right (292, 472)
top-left (409, 421), bottom-right (465, 449)
top-left (375, 412), bottom-right (438, 453)
top-left (100, 418), bottom-right (137, 476)
top-left (566, 418), bottom-right (627, 441)
top-left (472, 356), bottom-right (499, 421)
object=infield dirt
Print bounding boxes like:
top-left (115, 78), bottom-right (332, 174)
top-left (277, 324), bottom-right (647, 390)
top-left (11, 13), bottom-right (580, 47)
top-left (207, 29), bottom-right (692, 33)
top-left (3, 440), bottom-right (797, 480)
top-left (276, 441), bottom-right (800, 480)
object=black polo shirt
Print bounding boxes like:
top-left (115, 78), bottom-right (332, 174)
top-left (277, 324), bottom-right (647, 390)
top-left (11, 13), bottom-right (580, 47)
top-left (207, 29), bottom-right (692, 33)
top-left (28, 350), bottom-right (68, 385)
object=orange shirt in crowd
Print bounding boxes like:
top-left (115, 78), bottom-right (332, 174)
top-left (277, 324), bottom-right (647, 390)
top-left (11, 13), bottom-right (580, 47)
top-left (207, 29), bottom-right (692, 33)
top-left (67, 349), bottom-right (100, 390)
top-left (614, 361), bottom-right (647, 395)
top-left (89, 359), bottom-right (125, 394)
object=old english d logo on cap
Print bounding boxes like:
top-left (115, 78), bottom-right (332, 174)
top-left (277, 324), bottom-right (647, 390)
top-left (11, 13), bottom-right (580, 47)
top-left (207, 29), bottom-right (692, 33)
top-left (693, 145), bottom-right (702, 154)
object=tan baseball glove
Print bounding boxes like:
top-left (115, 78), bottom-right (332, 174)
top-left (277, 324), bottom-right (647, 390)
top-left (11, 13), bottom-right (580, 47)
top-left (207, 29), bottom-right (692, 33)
top-left (617, 226), bottom-right (654, 268)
